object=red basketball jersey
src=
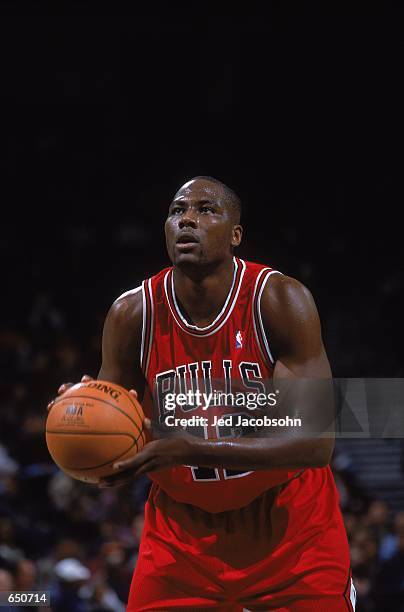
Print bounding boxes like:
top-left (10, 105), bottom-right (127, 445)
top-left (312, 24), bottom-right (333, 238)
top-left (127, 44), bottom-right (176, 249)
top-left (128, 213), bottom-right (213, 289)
top-left (140, 257), bottom-right (302, 512)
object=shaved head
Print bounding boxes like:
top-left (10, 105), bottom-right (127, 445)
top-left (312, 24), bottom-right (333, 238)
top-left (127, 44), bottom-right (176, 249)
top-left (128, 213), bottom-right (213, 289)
top-left (176, 176), bottom-right (242, 223)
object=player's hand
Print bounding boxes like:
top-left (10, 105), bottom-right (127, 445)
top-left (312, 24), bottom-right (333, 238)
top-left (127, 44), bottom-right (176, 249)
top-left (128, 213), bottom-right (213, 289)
top-left (46, 374), bottom-right (93, 411)
top-left (98, 426), bottom-right (193, 488)
top-left (47, 375), bottom-right (139, 411)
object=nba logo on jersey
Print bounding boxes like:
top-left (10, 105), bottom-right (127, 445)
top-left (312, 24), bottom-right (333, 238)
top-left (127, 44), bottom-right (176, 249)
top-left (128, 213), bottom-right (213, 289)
top-left (235, 330), bottom-right (243, 349)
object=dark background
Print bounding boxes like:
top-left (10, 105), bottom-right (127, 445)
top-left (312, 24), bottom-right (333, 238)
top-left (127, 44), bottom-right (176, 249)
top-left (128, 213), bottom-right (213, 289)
top-left (0, 5), bottom-right (403, 610)
top-left (1, 3), bottom-right (402, 380)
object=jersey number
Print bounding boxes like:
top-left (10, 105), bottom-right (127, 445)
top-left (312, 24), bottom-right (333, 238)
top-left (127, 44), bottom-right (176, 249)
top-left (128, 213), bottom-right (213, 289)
top-left (185, 413), bottom-right (252, 481)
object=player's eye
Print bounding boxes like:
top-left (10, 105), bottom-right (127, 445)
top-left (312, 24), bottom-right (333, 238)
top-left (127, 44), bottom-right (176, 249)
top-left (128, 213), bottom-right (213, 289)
top-left (171, 206), bottom-right (184, 215)
top-left (200, 205), bottom-right (215, 214)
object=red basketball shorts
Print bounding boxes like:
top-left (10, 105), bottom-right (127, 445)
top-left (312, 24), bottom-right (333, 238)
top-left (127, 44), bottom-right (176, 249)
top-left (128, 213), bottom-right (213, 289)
top-left (127, 467), bottom-right (355, 611)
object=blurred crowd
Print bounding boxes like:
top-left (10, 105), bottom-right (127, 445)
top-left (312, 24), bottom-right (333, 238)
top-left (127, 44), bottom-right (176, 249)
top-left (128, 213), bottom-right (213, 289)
top-left (0, 290), bottom-right (403, 611)
top-left (1, 438), bottom-right (404, 612)
top-left (0, 290), bottom-right (150, 611)
top-left (334, 459), bottom-right (404, 611)
top-left (0, 454), bottom-right (148, 612)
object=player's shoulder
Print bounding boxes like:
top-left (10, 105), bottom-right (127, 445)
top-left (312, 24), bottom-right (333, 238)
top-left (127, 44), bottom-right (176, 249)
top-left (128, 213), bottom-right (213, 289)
top-left (243, 259), bottom-right (313, 304)
top-left (102, 285), bottom-right (144, 364)
top-left (260, 272), bottom-right (319, 335)
top-left (108, 264), bottom-right (171, 322)
top-left (264, 273), bottom-right (314, 306)
top-left (115, 284), bottom-right (143, 304)
top-left (108, 284), bottom-right (143, 328)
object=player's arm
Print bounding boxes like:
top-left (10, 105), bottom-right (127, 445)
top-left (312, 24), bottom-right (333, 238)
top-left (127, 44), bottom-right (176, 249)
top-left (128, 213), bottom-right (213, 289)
top-left (98, 288), bottom-right (146, 400)
top-left (105, 275), bottom-right (334, 483)
top-left (261, 273), bottom-right (334, 465)
top-left (180, 274), bottom-right (334, 471)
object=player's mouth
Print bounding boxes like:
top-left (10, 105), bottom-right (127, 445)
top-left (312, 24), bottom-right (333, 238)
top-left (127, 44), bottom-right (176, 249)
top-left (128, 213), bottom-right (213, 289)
top-left (176, 232), bottom-right (200, 250)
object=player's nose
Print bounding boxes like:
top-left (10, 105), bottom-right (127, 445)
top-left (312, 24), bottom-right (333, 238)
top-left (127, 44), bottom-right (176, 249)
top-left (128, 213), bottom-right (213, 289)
top-left (178, 207), bottom-right (198, 228)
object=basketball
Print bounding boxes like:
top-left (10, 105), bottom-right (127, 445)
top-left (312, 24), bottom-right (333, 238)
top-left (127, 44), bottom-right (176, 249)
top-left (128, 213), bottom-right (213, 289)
top-left (46, 380), bottom-right (146, 484)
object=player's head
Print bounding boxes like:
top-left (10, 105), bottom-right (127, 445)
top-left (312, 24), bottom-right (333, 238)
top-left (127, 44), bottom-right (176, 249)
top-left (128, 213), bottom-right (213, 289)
top-left (165, 176), bottom-right (243, 271)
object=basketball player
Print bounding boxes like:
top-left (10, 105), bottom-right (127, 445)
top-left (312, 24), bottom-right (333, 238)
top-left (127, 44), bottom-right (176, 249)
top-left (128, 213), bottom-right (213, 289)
top-left (50, 177), bottom-right (355, 611)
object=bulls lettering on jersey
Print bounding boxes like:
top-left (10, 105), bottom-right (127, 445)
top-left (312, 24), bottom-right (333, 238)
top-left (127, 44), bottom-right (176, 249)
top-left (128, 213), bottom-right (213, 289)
top-left (139, 257), bottom-right (301, 512)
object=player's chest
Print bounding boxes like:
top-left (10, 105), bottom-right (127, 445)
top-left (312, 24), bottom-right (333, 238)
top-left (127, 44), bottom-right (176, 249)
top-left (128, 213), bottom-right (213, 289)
top-left (149, 322), bottom-right (268, 378)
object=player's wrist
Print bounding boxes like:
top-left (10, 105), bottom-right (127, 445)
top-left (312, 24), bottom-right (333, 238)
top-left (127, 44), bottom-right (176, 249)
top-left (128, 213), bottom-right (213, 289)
top-left (178, 434), bottom-right (216, 466)
top-left (166, 430), bottom-right (200, 465)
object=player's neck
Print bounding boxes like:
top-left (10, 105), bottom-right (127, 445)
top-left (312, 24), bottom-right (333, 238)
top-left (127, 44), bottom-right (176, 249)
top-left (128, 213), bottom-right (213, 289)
top-left (172, 258), bottom-right (235, 327)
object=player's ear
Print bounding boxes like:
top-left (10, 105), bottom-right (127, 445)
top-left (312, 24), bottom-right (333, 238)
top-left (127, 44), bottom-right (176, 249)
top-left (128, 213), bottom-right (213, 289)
top-left (231, 224), bottom-right (243, 247)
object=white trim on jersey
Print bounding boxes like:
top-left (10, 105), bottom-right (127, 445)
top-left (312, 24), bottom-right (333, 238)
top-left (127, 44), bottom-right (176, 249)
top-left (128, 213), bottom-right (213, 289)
top-left (145, 278), bottom-right (154, 377)
top-left (188, 466), bottom-right (221, 482)
top-left (140, 281), bottom-right (147, 370)
top-left (164, 257), bottom-right (247, 337)
top-left (171, 256), bottom-right (237, 331)
top-left (223, 470), bottom-right (253, 480)
top-left (252, 268), bottom-right (271, 362)
top-left (140, 279), bottom-right (154, 378)
top-left (252, 269), bottom-right (283, 365)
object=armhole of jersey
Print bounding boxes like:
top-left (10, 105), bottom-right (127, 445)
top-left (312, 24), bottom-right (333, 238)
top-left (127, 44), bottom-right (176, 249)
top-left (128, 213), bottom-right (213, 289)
top-left (140, 279), bottom-right (154, 378)
top-left (252, 269), bottom-right (283, 366)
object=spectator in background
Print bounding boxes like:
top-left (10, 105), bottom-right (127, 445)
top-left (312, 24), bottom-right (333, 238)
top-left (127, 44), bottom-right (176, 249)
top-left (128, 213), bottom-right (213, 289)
top-left (373, 531), bottom-right (404, 612)
top-left (349, 526), bottom-right (379, 611)
top-left (13, 558), bottom-right (37, 591)
top-left (80, 569), bottom-right (126, 612)
top-left (365, 500), bottom-right (391, 543)
top-left (0, 515), bottom-right (23, 567)
top-left (51, 558), bottom-right (91, 612)
top-left (379, 510), bottom-right (404, 561)
top-left (0, 569), bottom-right (15, 612)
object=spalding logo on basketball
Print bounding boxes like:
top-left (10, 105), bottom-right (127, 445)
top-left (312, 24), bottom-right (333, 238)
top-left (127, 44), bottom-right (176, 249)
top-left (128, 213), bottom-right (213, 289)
top-left (46, 380), bottom-right (146, 484)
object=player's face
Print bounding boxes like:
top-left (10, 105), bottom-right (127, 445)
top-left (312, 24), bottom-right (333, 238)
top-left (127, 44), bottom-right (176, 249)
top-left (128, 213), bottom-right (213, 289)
top-left (165, 179), bottom-right (242, 269)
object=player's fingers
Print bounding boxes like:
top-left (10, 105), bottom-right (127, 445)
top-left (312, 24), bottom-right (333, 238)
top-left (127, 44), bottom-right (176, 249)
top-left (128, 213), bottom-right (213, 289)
top-left (57, 382), bottom-right (74, 395)
top-left (143, 417), bottom-right (152, 430)
top-left (49, 378), bottom-right (78, 408)
top-left (99, 479), bottom-right (129, 488)
top-left (129, 389), bottom-right (138, 399)
top-left (99, 468), bottom-right (134, 488)
top-left (113, 459), bottom-right (133, 471)
top-left (98, 480), bottom-right (117, 488)
top-left (98, 479), bottom-right (114, 488)
top-left (112, 445), bottom-right (156, 473)
top-left (99, 480), bottom-right (128, 488)
top-left (57, 375), bottom-right (91, 396)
